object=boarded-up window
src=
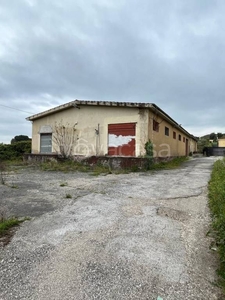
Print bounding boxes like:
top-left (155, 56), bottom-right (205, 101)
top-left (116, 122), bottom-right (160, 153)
top-left (40, 134), bottom-right (52, 153)
top-left (153, 120), bottom-right (159, 132)
top-left (178, 134), bottom-right (181, 141)
top-left (173, 131), bottom-right (176, 139)
top-left (108, 123), bottom-right (136, 156)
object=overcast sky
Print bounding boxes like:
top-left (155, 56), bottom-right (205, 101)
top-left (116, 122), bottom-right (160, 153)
top-left (0, 0), bottom-right (225, 143)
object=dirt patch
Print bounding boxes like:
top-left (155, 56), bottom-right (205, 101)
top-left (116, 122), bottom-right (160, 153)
top-left (121, 205), bottom-right (143, 217)
top-left (157, 206), bottom-right (190, 222)
top-left (0, 226), bottom-right (19, 247)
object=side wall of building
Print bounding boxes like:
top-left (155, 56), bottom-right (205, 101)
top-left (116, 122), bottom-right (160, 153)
top-left (218, 139), bottom-right (225, 147)
top-left (31, 105), bottom-right (149, 157)
top-left (148, 111), bottom-right (197, 157)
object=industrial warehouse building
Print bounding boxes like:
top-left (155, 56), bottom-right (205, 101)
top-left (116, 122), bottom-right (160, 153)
top-left (26, 100), bottom-right (197, 158)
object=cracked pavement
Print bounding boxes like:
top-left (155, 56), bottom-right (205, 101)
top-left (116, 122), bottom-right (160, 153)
top-left (0, 157), bottom-right (223, 299)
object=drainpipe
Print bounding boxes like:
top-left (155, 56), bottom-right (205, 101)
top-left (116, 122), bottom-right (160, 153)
top-left (95, 124), bottom-right (100, 156)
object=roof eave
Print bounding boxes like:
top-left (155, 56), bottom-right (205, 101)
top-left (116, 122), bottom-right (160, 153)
top-left (26, 100), bottom-right (77, 121)
top-left (150, 104), bottom-right (196, 140)
top-left (26, 100), bottom-right (154, 121)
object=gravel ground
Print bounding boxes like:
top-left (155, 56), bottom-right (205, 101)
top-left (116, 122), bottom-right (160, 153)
top-left (0, 157), bottom-right (223, 300)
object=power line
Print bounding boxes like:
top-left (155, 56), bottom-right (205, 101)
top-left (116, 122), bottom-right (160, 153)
top-left (0, 104), bottom-right (34, 115)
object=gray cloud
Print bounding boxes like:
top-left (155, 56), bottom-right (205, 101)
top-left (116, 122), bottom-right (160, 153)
top-left (0, 0), bottom-right (225, 143)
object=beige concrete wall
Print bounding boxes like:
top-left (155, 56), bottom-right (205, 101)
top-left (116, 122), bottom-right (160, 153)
top-left (218, 139), bottom-right (225, 147)
top-left (190, 138), bottom-right (198, 153)
top-left (148, 111), bottom-right (197, 157)
top-left (31, 105), bottom-right (149, 157)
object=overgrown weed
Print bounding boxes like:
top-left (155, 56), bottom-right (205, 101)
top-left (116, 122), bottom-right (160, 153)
top-left (208, 158), bottom-right (225, 292)
top-left (39, 157), bottom-right (189, 174)
top-left (151, 157), bottom-right (189, 170)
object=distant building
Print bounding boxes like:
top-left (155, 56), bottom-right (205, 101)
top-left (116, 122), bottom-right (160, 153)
top-left (218, 139), bottom-right (225, 147)
top-left (26, 100), bottom-right (197, 158)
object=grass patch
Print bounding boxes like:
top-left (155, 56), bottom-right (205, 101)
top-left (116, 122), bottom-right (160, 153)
top-left (0, 217), bottom-right (29, 237)
top-left (40, 160), bottom-right (111, 175)
top-left (60, 182), bottom-right (68, 187)
top-left (150, 157), bottom-right (189, 170)
top-left (0, 218), bottom-right (22, 235)
top-left (36, 157), bottom-right (188, 175)
top-left (208, 158), bottom-right (225, 291)
top-left (90, 165), bottom-right (111, 176)
top-left (65, 193), bottom-right (72, 199)
top-left (3, 159), bottom-right (30, 169)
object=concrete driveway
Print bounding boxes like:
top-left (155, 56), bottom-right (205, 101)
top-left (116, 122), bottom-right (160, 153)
top-left (0, 157), bottom-right (222, 299)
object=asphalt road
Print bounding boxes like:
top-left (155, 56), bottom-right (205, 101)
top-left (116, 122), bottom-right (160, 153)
top-left (0, 157), bottom-right (223, 300)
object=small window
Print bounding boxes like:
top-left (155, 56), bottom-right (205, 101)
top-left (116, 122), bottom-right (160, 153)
top-left (40, 133), bottom-right (52, 153)
top-left (173, 131), bottom-right (176, 139)
top-left (165, 127), bottom-right (169, 136)
top-left (178, 134), bottom-right (181, 141)
top-left (153, 120), bottom-right (159, 132)
top-left (183, 137), bottom-right (185, 143)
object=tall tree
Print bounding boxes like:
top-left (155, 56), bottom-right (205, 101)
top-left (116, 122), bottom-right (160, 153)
top-left (209, 132), bottom-right (217, 141)
top-left (197, 138), bottom-right (212, 153)
top-left (11, 135), bottom-right (31, 144)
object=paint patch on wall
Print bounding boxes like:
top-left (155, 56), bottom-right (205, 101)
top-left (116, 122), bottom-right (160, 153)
top-left (108, 134), bottom-right (135, 147)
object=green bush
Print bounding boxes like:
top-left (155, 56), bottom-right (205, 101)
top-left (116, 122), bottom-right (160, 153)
top-left (0, 141), bottom-right (31, 161)
top-left (145, 140), bottom-right (154, 170)
top-left (208, 158), bottom-right (225, 289)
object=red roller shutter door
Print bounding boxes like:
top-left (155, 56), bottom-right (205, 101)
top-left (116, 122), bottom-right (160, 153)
top-left (108, 123), bottom-right (136, 156)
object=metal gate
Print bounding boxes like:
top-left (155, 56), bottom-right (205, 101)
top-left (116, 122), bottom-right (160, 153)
top-left (108, 123), bottom-right (136, 156)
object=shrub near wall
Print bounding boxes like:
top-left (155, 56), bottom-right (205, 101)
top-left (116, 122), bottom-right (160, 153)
top-left (0, 141), bottom-right (31, 160)
top-left (208, 158), bottom-right (225, 288)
